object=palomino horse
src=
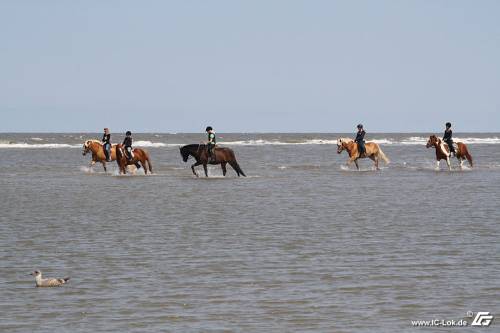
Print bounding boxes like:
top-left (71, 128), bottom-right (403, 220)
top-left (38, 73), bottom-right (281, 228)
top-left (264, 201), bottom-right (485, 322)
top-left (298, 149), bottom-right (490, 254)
top-left (337, 138), bottom-right (390, 170)
top-left (82, 140), bottom-right (117, 172)
top-left (179, 144), bottom-right (246, 177)
top-left (426, 135), bottom-right (473, 170)
top-left (115, 144), bottom-right (153, 175)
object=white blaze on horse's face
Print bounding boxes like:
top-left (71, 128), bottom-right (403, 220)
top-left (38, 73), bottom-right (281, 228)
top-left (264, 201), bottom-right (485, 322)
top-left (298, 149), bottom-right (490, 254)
top-left (337, 139), bottom-right (343, 154)
top-left (82, 141), bottom-right (89, 155)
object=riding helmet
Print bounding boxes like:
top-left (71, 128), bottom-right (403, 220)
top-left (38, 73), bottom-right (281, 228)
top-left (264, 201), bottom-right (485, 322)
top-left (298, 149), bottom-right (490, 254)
top-left (126, 131), bottom-right (132, 136)
top-left (206, 126), bottom-right (213, 132)
top-left (357, 124), bottom-right (363, 129)
top-left (445, 122), bottom-right (451, 128)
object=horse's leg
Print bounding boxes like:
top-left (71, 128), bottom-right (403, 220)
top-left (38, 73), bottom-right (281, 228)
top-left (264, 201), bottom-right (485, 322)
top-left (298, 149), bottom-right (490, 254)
top-left (446, 157), bottom-right (451, 171)
top-left (354, 159), bottom-right (359, 170)
top-left (203, 163), bottom-right (208, 177)
top-left (221, 162), bottom-right (227, 176)
top-left (435, 160), bottom-right (440, 171)
top-left (459, 158), bottom-right (464, 170)
top-left (191, 161), bottom-right (201, 177)
top-left (102, 161), bottom-right (107, 173)
top-left (370, 156), bottom-right (379, 170)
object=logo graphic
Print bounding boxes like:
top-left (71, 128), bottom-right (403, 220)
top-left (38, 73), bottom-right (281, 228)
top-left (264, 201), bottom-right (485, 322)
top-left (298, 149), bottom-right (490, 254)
top-left (471, 312), bottom-right (494, 327)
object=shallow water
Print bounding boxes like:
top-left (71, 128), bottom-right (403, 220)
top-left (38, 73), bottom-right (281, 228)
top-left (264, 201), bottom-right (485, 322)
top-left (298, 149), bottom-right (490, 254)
top-left (0, 133), bottom-right (499, 332)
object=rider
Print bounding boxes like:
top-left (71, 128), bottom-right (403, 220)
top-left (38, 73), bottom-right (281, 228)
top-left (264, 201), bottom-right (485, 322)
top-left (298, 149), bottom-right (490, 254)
top-left (443, 122), bottom-right (455, 157)
top-left (123, 131), bottom-right (133, 161)
top-left (354, 124), bottom-right (366, 157)
top-left (122, 130), bottom-right (142, 169)
top-left (206, 126), bottom-right (216, 163)
top-left (102, 128), bottom-right (112, 162)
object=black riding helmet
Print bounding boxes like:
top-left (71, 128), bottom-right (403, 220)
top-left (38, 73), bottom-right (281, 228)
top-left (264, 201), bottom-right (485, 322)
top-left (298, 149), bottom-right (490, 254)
top-left (206, 126), bottom-right (213, 132)
top-left (357, 124), bottom-right (363, 129)
top-left (445, 122), bottom-right (451, 128)
top-left (126, 131), bottom-right (132, 136)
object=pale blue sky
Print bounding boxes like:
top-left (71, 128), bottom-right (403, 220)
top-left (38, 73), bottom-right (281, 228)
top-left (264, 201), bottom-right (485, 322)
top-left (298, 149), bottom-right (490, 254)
top-left (1, 0), bottom-right (499, 132)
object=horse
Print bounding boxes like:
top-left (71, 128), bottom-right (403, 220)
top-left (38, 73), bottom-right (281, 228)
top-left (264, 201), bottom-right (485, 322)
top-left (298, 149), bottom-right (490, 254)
top-left (82, 140), bottom-right (117, 172)
top-left (115, 144), bottom-right (153, 175)
top-left (179, 144), bottom-right (246, 177)
top-left (426, 135), bottom-right (473, 170)
top-left (337, 138), bottom-right (390, 170)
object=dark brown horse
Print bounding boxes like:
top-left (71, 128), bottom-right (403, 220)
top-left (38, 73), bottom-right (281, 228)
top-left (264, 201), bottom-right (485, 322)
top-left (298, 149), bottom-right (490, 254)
top-left (426, 135), bottom-right (473, 170)
top-left (179, 144), bottom-right (246, 177)
top-left (115, 144), bottom-right (153, 175)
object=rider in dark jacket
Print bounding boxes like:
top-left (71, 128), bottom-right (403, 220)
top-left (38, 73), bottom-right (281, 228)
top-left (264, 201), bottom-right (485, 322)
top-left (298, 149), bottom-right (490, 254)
top-left (123, 131), bottom-right (133, 161)
top-left (354, 124), bottom-right (366, 156)
top-left (206, 126), bottom-right (216, 162)
top-left (443, 122), bottom-right (455, 157)
top-left (102, 128), bottom-right (112, 161)
top-left (122, 131), bottom-right (141, 169)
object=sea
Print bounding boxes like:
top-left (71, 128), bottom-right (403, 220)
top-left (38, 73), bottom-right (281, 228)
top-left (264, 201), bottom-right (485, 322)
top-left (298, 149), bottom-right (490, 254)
top-left (0, 133), bottom-right (499, 332)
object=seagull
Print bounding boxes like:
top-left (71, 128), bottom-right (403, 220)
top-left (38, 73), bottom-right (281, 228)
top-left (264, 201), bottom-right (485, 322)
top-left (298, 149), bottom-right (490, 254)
top-left (30, 270), bottom-right (70, 287)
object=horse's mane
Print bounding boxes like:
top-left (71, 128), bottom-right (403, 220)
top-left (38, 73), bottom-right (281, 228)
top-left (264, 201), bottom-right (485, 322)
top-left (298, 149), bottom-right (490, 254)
top-left (338, 137), bottom-right (354, 143)
top-left (181, 144), bottom-right (206, 150)
top-left (85, 139), bottom-right (101, 144)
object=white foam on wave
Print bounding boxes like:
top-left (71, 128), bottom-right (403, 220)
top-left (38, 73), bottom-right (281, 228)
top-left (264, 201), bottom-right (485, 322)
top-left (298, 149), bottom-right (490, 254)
top-left (134, 140), bottom-right (171, 148)
top-left (0, 143), bottom-right (80, 149)
top-left (1, 136), bottom-right (499, 149)
top-left (223, 139), bottom-right (341, 146)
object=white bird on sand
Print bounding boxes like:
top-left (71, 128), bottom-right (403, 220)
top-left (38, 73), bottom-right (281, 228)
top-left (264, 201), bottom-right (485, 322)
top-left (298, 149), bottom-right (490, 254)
top-left (30, 270), bottom-right (70, 287)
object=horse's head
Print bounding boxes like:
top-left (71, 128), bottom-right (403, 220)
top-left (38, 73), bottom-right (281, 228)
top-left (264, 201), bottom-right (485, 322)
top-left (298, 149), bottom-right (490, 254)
top-left (336, 138), bottom-right (344, 154)
top-left (426, 135), bottom-right (439, 148)
top-left (337, 138), bottom-right (352, 154)
top-left (179, 146), bottom-right (190, 162)
top-left (82, 140), bottom-right (92, 156)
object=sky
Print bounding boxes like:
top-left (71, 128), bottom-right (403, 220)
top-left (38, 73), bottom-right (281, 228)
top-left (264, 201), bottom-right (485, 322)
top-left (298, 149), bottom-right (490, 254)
top-left (1, 0), bottom-right (499, 133)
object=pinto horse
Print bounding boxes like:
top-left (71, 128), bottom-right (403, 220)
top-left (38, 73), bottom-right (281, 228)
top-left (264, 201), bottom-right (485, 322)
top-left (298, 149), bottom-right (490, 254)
top-left (337, 138), bottom-right (390, 170)
top-left (179, 144), bottom-right (246, 177)
top-left (82, 140), bottom-right (117, 172)
top-left (426, 135), bottom-right (472, 170)
top-left (115, 144), bottom-right (153, 175)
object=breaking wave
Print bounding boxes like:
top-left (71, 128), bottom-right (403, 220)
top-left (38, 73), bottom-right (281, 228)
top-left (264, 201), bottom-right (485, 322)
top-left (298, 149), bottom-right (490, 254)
top-left (1, 136), bottom-right (499, 149)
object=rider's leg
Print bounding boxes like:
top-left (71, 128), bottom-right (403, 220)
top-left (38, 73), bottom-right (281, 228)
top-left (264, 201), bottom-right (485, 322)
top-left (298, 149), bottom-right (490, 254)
top-left (126, 147), bottom-right (133, 161)
top-left (358, 142), bottom-right (365, 156)
top-left (208, 144), bottom-right (214, 162)
top-left (103, 144), bottom-right (109, 161)
top-left (447, 141), bottom-right (455, 156)
top-left (106, 144), bottom-right (112, 161)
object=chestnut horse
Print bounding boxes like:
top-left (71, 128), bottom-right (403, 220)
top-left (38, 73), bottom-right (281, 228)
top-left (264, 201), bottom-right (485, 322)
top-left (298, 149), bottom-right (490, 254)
top-left (337, 138), bottom-right (390, 170)
top-left (179, 144), bottom-right (246, 177)
top-left (82, 140), bottom-right (117, 172)
top-left (115, 144), bottom-right (153, 175)
top-left (426, 135), bottom-right (473, 170)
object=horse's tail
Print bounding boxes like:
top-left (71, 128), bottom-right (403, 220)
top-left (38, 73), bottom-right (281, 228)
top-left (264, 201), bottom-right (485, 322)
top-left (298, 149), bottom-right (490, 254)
top-left (228, 149), bottom-right (246, 177)
top-left (460, 143), bottom-right (473, 167)
top-left (233, 161), bottom-right (246, 177)
top-left (378, 146), bottom-right (390, 164)
top-left (145, 151), bottom-right (153, 173)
